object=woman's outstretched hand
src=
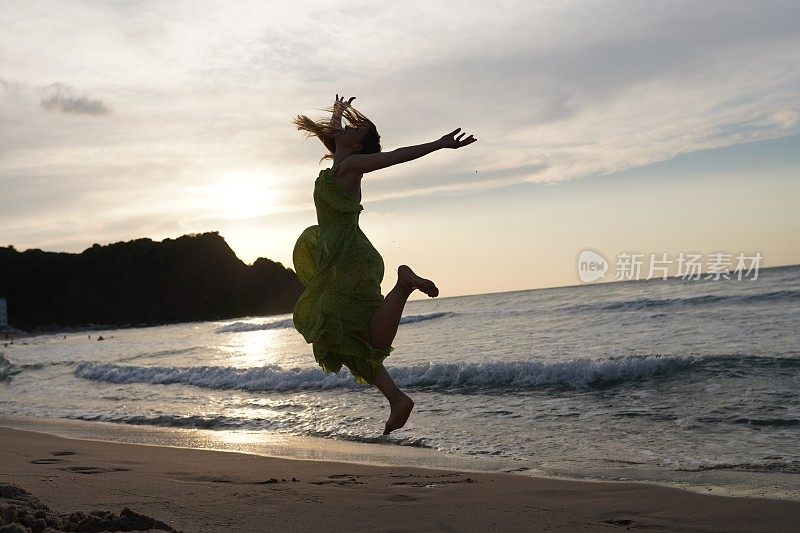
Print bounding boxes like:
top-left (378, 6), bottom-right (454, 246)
top-left (437, 128), bottom-right (477, 149)
top-left (333, 94), bottom-right (356, 116)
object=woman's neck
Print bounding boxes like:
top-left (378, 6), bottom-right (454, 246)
top-left (333, 148), bottom-right (356, 167)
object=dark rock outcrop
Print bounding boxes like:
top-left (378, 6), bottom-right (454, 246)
top-left (0, 232), bottom-right (304, 329)
top-left (0, 482), bottom-right (181, 532)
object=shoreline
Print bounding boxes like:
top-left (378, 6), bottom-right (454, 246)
top-left (0, 320), bottom-right (231, 341)
top-left (0, 414), bottom-right (516, 476)
top-left (2, 414), bottom-right (799, 504)
top-left (0, 312), bottom-right (297, 341)
top-left (1, 424), bottom-right (799, 532)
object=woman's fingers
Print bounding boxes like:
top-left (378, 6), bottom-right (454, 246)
top-left (335, 94), bottom-right (355, 108)
top-left (450, 127), bottom-right (461, 137)
top-left (439, 127), bottom-right (476, 148)
top-left (454, 133), bottom-right (477, 148)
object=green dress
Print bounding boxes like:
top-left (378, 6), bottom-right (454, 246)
top-left (292, 161), bottom-right (393, 385)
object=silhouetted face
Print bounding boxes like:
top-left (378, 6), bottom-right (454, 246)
top-left (334, 124), bottom-right (369, 151)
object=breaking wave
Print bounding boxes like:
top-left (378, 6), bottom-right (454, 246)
top-left (578, 289), bottom-right (800, 312)
top-left (73, 354), bottom-right (799, 392)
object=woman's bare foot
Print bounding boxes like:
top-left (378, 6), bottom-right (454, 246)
top-left (384, 390), bottom-right (415, 435)
top-left (398, 265), bottom-right (439, 297)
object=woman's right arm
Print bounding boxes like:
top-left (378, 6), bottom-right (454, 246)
top-left (331, 94), bottom-right (355, 130)
top-left (344, 128), bottom-right (477, 175)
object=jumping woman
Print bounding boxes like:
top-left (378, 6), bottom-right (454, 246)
top-left (292, 95), bottom-right (477, 435)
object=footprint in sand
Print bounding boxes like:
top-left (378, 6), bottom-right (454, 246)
top-left (604, 519), bottom-right (634, 526)
top-left (388, 472), bottom-right (461, 479)
top-left (58, 466), bottom-right (131, 474)
top-left (309, 474), bottom-right (364, 486)
top-left (30, 458), bottom-right (64, 465)
top-left (165, 473), bottom-right (300, 485)
top-left (603, 518), bottom-right (658, 529)
top-left (31, 451), bottom-right (79, 464)
top-left (253, 477), bottom-right (298, 485)
top-left (388, 494), bottom-right (418, 502)
top-left (391, 475), bottom-right (477, 487)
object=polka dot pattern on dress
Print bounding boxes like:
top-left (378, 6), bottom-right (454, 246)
top-left (292, 163), bottom-right (393, 385)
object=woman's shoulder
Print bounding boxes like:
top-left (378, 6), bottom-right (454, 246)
top-left (316, 161), bottom-right (343, 177)
top-left (332, 157), bottom-right (365, 182)
top-left (331, 155), bottom-right (361, 174)
top-left (315, 165), bottom-right (363, 209)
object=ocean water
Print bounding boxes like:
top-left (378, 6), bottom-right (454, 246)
top-left (2, 265), bottom-right (799, 491)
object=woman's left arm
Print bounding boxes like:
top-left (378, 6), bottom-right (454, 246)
top-left (343, 128), bottom-right (476, 175)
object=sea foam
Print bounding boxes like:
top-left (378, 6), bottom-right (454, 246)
top-left (71, 354), bottom-right (786, 392)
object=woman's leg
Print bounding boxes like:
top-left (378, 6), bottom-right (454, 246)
top-left (359, 265), bottom-right (438, 435)
top-left (367, 277), bottom-right (414, 350)
top-left (373, 364), bottom-right (415, 435)
top-left (367, 265), bottom-right (439, 350)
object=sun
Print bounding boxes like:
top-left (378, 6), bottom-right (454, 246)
top-left (208, 170), bottom-right (278, 219)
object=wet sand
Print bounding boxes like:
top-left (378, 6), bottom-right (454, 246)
top-left (1, 426), bottom-right (799, 532)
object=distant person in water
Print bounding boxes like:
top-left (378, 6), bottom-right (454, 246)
top-left (292, 94), bottom-right (476, 435)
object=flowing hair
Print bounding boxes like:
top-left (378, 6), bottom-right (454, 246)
top-left (293, 103), bottom-right (381, 164)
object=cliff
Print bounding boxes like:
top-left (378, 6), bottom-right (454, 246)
top-left (0, 232), bottom-right (304, 329)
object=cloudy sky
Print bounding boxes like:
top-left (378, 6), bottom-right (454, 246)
top-left (2, 0), bottom-right (799, 298)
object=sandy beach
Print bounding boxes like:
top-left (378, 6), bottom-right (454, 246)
top-left (0, 425), bottom-right (798, 532)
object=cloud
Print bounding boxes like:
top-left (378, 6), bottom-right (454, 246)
top-left (1, 0), bottom-right (799, 258)
top-left (0, 76), bottom-right (26, 94)
top-left (40, 83), bottom-right (111, 115)
top-left (772, 109), bottom-right (800, 131)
